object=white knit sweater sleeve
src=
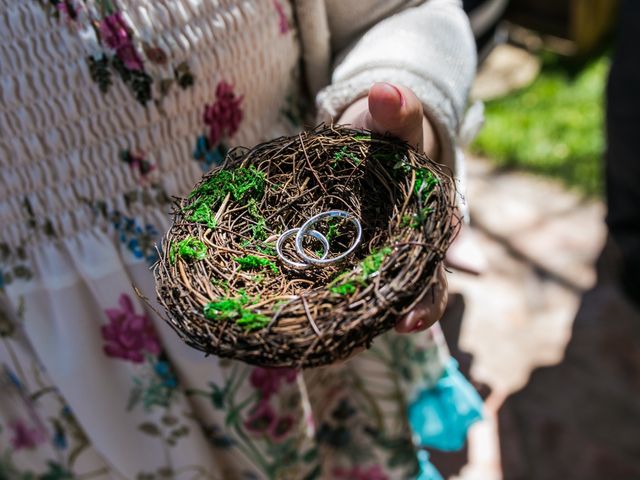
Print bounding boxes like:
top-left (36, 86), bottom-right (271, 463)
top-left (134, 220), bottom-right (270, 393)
top-left (316, 0), bottom-right (477, 169)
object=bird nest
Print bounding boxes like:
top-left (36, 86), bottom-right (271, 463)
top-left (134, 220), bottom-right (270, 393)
top-left (153, 125), bottom-right (458, 368)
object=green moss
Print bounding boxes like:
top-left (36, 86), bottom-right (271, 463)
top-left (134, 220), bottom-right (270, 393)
top-left (392, 158), bottom-right (412, 175)
top-left (392, 168), bottom-right (438, 229)
top-left (255, 242), bottom-right (276, 256)
top-left (328, 270), bottom-right (350, 286)
top-left (373, 151), bottom-right (406, 165)
top-left (187, 202), bottom-right (217, 228)
top-left (204, 297), bottom-right (243, 318)
top-left (191, 166), bottom-right (265, 202)
top-left (234, 255), bottom-right (279, 275)
top-left (203, 294), bottom-right (270, 332)
top-left (353, 134), bottom-right (371, 141)
top-left (239, 240), bottom-right (276, 256)
top-left (401, 207), bottom-right (434, 229)
top-left (211, 278), bottom-right (230, 292)
top-left (329, 247), bottom-right (393, 296)
top-left (251, 218), bottom-right (267, 241)
top-left (169, 237), bottom-right (207, 264)
top-left (236, 313), bottom-right (270, 331)
top-left (246, 198), bottom-right (260, 218)
top-left (414, 168), bottom-right (439, 195)
top-left (330, 283), bottom-right (357, 296)
top-left (361, 247), bottom-right (392, 277)
top-left (247, 198), bottom-right (267, 241)
top-left (332, 146), bottom-right (360, 167)
top-left (325, 220), bottom-right (340, 244)
top-left (185, 166), bottom-right (266, 228)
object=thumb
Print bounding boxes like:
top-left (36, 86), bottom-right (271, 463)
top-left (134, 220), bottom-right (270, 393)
top-left (365, 82), bottom-right (424, 151)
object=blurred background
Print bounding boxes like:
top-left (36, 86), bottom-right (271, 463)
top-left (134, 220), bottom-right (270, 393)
top-left (432, 0), bottom-right (640, 478)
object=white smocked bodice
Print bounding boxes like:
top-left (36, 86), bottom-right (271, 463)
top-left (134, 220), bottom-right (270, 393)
top-left (0, 0), bottom-right (300, 253)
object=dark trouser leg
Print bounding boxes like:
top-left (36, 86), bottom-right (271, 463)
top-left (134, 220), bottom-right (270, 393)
top-left (606, 0), bottom-right (640, 305)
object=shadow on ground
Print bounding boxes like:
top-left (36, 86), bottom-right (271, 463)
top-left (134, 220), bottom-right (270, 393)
top-left (497, 239), bottom-right (640, 480)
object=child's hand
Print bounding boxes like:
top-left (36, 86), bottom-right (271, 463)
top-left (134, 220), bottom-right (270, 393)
top-left (337, 82), bottom-right (447, 333)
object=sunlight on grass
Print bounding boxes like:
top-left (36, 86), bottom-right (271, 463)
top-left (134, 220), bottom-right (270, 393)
top-left (471, 53), bottom-right (610, 196)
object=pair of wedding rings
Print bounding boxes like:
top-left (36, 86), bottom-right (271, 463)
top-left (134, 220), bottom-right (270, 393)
top-left (276, 210), bottom-right (362, 269)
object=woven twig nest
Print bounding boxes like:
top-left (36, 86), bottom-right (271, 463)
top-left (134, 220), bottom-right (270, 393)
top-left (153, 124), bottom-right (458, 368)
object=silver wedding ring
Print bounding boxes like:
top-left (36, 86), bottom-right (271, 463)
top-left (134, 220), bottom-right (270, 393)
top-left (276, 210), bottom-right (362, 269)
top-left (276, 228), bottom-right (330, 269)
top-left (295, 210), bottom-right (362, 266)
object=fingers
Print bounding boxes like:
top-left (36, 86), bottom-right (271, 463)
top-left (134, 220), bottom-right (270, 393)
top-left (395, 264), bottom-right (448, 334)
top-left (366, 82), bottom-right (425, 151)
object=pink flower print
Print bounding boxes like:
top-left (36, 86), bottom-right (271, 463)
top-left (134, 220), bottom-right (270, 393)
top-left (204, 117), bottom-right (223, 149)
top-left (332, 465), bottom-right (389, 480)
top-left (56, 0), bottom-right (80, 22)
top-left (101, 293), bottom-right (161, 363)
top-left (203, 81), bottom-right (244, 147)
top-left (120, 149), bottom-right (155, 182)
top-left (244, 401), bottom-right (276, 434)
top-left (273, 0), bottom-right (290, 34)
top-left (98, 12), bottom-right (144, 71)
top-left (99, 12), bottom-right (129, 50)
top-left (249, 367), bottom-right (297, 400)
top-left (269, 414), bottom-right (294, 442)
top-left (116, 43), bottom-right (144, 71)
top-left (9, 420), bottom-right (46, 451)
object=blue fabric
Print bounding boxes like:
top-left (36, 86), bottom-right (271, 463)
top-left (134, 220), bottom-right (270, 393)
top-left (409, 359), bottom-right (483, 452)
top-left (416, 450), bottom-right (444, 480)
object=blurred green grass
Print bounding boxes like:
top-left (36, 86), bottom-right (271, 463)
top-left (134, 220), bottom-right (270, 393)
top-left (470, 52), bottom-right (610, 196)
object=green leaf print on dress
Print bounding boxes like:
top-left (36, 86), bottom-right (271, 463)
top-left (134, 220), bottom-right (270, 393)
top-left (187, 364), bottom-right (320, 479)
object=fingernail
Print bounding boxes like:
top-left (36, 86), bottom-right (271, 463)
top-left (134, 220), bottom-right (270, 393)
top-left (379, 82), bottom-right (404, 107)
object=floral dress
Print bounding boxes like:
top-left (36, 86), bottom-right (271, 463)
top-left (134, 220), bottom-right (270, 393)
top-left (0, 1), bottom-right (480, 479)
